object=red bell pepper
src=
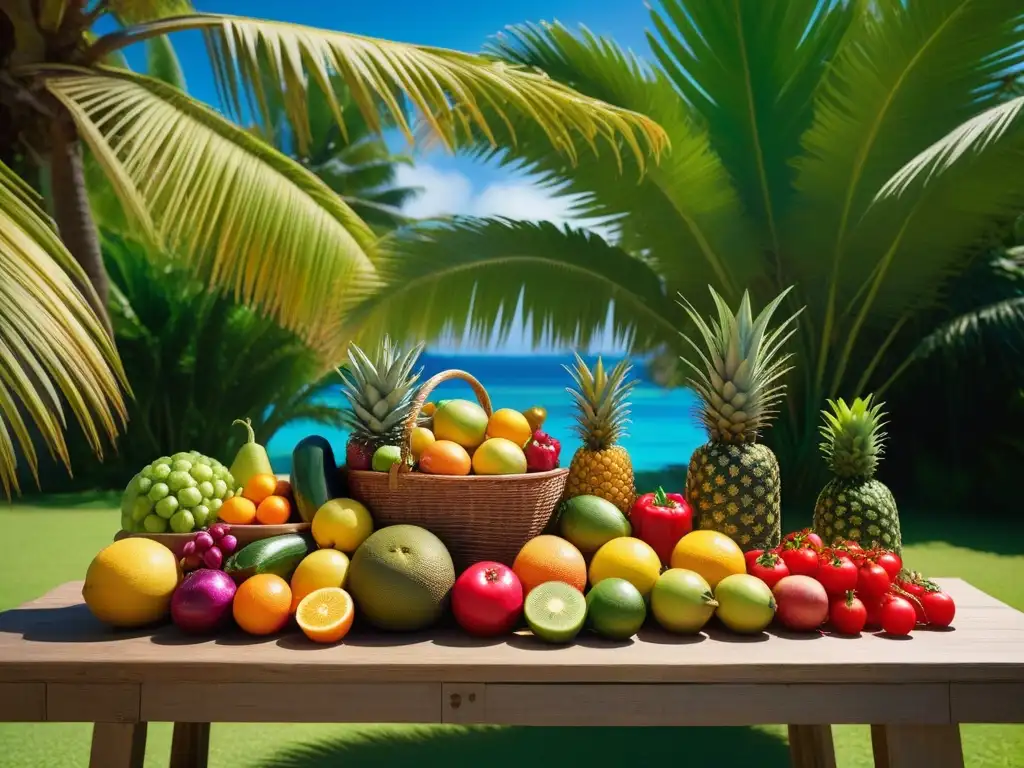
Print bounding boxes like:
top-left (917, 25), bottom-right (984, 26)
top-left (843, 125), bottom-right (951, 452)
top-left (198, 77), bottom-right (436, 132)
top-left (524, 430), bottom-right (560, 472)
top-left (630, 487), bottom-right (693, 567)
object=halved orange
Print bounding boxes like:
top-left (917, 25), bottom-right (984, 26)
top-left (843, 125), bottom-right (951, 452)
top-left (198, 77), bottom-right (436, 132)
top-left (295, 587), bottom-right (355, 644)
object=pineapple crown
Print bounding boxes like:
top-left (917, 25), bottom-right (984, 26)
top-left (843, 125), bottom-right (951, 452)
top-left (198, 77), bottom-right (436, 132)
top-left (337, 336), bottom-right (425, 438)
top-left (819, 395), bottom-right (888, 480)
top-left (564, 352), bottom-right (636, 451)
top-left (678, 285), bottom-right (804, 444)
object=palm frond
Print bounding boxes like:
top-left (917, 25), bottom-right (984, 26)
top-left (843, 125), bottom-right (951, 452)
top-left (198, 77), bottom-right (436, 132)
top-left (145, 34), bottom-right (187, 90)
top-left (0, 160), bottom-right (127, 497)
top-left (86, 13), bottom-right (668, 168)
top-left (109, 0), bottom-right (193, 25)
top-left (347, 217), bottom-right (682, 352)
top-left (44, 66), bottom-right (379, 362)
top-left (36, 0), bottom-right (69, 32)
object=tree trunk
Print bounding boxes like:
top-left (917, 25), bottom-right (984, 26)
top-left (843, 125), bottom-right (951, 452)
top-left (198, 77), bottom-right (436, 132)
top-left (49, 111), bottom-right (113, 337)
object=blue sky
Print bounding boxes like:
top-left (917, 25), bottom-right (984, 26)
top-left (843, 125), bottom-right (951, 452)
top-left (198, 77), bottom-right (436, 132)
top-left (106, 1), bottom-right (657, 353)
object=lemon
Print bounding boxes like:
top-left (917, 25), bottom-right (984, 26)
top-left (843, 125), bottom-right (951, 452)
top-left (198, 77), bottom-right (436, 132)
top-left (312, 498), bottom-right (374, 553)
top-left (588, 537), bottom-right (661, 598)
top-left (670, 530), bottom-right (746, 589)
top-left (290, 549), bottom-right (350, 611)
top-left (82, 538), bottom-right (181, 628)
top-left (410, 427), bottom-right (435, 461)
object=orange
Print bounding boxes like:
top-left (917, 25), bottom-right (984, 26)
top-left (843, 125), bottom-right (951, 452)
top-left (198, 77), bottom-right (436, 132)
top-left (295, 587), bottom-right (355, 643)
top-left (512, 535), bottom-right (587, 595)
top-left (232, 573), bottom-right (291, 635)
top-left (218, 495), bottom-right (256, 525)
top-left (670, 530), bottom-right (746, 589)
top-left (256, 495), bottom-right (291, 525)
top-left (243, 473), bottom-right (278, 504)
top-left (486, 408), bottom-right (533, 447)
top-left (418, 440), bottom-right (471, 476)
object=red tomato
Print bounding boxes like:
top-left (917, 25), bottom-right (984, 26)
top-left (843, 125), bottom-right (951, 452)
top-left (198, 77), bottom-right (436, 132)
top-left (875, 551), bottom-right (903, 580)
top-left (780, 547), bottom-right (819, 578)
top-left (829, 591), bottom-right (867, 635)
top-left (880, 596), bottom-right (916, 636)
top-left (816, 556), bottom-right (859, 597)
top-left (843, 540), bottom-right (865, 557)
top-left (896, 578), bottom-right (924, 598)
top-left (804, 532), bottom-right (824, 550)
top-left (748, 552), bottom-right (789, 589)
top-left (921, 590), bottom-right (956, 628)
top-left (451, 561), bottom-right (524, 637)
top-left (783, 529), bottom-right (824, 551)
top-left (864, 595), bottom-right (885, 630)
top-left (857, 562), bottom-right (891, 599)
top-left (744, 549), bottom-right (765, 569)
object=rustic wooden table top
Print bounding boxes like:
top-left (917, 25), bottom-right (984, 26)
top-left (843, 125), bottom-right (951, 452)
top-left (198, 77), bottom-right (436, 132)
top-left (1, 578), bottom-right (1021, 688)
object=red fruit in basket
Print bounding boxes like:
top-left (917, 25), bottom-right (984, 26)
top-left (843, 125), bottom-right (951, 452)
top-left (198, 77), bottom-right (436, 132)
top-left (780, 547), bottom-right (819, 578)
top-left (744, 549), bottom-right (765, 568)
top-left (880, 596), bottom-right (916, 636)
top-left (829, 590), bottom-right (867, 635)
top-left (345, 438), bottom-right (374, 471)
top-left (452, 562), bottom-right (524, 637)
top-left (857, 562), bottom-right (891, 599)
top-left (773, 575), bottom-right (829, 632)
top-left (523, 430), bottom-right (560, 472)
top-left (874, 551), bottom-right (902, 580)
top-left (921, 589), bottom-right (956, 628)
top-left (748, 551), bottom-right (789, 589)
top-left (816, 555), bottom-right (859, 597)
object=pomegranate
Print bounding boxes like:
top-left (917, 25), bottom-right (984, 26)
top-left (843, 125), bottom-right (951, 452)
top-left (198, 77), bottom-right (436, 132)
top-left (452, 561), bottom-right (524, 637)
top-left (772, 575), bottom-right (829, 632)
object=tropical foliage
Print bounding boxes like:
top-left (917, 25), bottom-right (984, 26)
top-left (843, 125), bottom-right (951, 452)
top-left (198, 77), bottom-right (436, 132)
top-left (353, 1), bottom-right (1024, 499)
top-left (0, 0), bottom-right (666, 495)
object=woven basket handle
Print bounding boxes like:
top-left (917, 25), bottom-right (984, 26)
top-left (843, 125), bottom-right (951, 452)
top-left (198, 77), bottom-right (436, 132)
top-left (389, 369), bottom-right (492, 489)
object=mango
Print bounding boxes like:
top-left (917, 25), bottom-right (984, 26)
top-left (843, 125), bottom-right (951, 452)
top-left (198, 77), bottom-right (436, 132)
top-left (433, 399), bottom-right (488, 449)
top-left (472, 437), bottom-right (528, 475)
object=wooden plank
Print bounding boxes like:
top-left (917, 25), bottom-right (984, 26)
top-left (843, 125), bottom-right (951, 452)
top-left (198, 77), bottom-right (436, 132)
top-left (950, 682), bottom-right (1024, 723)
top-left (89, 722), bottom-right (147, 768)
top-left (142, 683), bottom-right (442, 723)
top-left (170, 722), bottom-right (210, 768)
top-left (788, 725), bottom-right (836, 768)
top-left (478, 683), bottom-right (949, 726)
top-left (874, 724), bottom-right (964, 768)
top-left (48, 683), bottom-right (139, 722)
top-left (0, 683), bottom-right (45, 721)
top-left (442, 683), bottom-right (486, 724)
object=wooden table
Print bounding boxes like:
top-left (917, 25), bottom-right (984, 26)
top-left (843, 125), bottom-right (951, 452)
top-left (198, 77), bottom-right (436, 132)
top-left (1, 578), bottom-right (1021, 768)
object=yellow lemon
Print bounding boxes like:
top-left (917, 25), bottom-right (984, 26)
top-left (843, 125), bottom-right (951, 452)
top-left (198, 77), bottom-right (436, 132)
top-left (82, 538), bottom-right (181, 627)
top-left (312, 498), bottom-right (374, 553)
top-left (410, 427), bottom-right (436, 461)
top-left (588, 537), bottom-right (662, 598)
top-left (670, 530), bottom-right (746, 589)
top-left (290, 549), bottom-right (351, 611)
top-left (486, 408), bottom-right (534, 446)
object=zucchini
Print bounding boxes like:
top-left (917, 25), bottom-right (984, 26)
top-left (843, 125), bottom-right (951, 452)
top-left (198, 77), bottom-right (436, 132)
top-left (223, 533), bottom-right (314, 584)
top-left (292, 435), bottom-right (343, 522)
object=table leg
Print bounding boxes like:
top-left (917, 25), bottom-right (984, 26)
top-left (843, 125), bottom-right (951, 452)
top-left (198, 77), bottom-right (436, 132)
top-left (871, 724), bottom-right (964, 768)
top-left (170, 722), bottom-right (211, 768)
top-left (788, 724), bottom-right (837, 768)
top-left (89, 722), bottom-right (147, 768)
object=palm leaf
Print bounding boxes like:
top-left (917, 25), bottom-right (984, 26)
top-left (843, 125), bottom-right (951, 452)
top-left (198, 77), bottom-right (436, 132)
top-left (86, 13), bottom-right (668, 167)
top-left (44, 66), bottom-right (379, 362)
top-left (347, 217), bottom-right (682, 352)
top-left (108, 0), bottom-right (193, 25)
top-left (145, 34), bottom-right (187, 90)
top-left (0, 160), bottom-right (127, 497)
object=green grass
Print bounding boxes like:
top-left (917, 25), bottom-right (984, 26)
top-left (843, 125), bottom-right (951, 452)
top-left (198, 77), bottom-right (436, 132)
top-left (1, 496), bottom-right (1021, 768)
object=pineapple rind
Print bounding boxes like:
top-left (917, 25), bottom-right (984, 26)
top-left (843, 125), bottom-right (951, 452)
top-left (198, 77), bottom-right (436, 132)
top-left (566, 445), bottom-right (636, 514)
top-left (813, 477), bottom-right (902, 555)
top-left (686, 441), bottom-right (781, 551)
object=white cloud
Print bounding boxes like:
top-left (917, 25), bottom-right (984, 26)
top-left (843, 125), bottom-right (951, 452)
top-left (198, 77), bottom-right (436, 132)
top-left (394, 164), bottom-right (473, 219)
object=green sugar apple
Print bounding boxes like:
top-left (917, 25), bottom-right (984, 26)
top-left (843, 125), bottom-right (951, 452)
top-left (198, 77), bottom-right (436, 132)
top-left (120, 452), bottom-right (236, 534)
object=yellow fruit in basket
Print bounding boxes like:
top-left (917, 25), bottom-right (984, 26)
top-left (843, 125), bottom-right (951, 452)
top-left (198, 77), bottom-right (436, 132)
top-left (290, 549), bottom-right (350, 611)
top-left (410, 427), bottom-right (436, 461)
top-left (419, 440), bottom-right (472, 475)
top-left (433, 399), bottom-right (488, 449)
top-left (486, 408), bottom-right (533, 446)
top-left (472, 437), bottom-right (528, 475)
top-left (670, 530), bottom-right (746, 589)
top-left (83, 538), bottom-right (181, 627)
top-left (588, 537), bottom-right (661, 598)
top-left (312, 498), bottom-right (374, 553)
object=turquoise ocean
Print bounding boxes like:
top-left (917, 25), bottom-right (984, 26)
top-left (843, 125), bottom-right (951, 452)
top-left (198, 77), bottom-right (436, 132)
top-left (266, 353), bottom-right (705, 475)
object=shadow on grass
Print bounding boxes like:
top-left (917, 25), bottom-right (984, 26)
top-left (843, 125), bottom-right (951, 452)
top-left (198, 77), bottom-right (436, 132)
top-left (255, 724), bottom-right (790, 768)
top-left (10, 490), bottom-right (121, 510)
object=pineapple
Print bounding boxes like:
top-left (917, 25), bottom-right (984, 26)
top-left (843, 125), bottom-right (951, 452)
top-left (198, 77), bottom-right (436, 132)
top-left (338, 336), bottom-right (426, 470)
top-left (679, 286), bottom-right (803, 551)
top-left (564, 353), bottom-right (638, 513)
top-left (813, 395), bottom-right (902, 554)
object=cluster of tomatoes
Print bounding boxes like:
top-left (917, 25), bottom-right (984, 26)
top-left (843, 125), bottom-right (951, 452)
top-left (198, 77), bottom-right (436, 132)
top-left (744, 529), bottom-right (956, 637)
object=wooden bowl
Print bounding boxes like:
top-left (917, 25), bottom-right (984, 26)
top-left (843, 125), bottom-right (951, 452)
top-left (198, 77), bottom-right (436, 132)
top-left (114, 523), bottom-right (311, 559)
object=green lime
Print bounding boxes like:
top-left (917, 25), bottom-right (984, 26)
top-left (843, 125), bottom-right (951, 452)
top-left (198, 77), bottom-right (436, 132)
top-left (585, 577), bottom-right (647, 640)
top-left (651, 568), bottom-right (718, 634)
top-left (372, 445), bottom-right (403, 472)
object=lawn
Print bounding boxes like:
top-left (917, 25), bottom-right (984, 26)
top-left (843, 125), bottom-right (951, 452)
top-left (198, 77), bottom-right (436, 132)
top-left (1, 494), bottom-right (1021, 768)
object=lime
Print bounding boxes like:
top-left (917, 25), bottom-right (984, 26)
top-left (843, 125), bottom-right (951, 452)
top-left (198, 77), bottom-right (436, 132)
top-left (714, 573), bottom-right (776, 634)
top-left (650, 568), bottom-right (718, 634)
top-left (372, 445), bottom-right (403, 472)
top-left (585, 578), bottom-right (646, 640)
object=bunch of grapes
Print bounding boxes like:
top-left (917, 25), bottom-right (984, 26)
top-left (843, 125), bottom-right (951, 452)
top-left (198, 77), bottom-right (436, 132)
top-left (181, 523), bottom-right (238, 571)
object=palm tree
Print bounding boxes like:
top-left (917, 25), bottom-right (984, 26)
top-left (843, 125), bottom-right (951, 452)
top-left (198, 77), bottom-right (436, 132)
top-left (351, 0), bottom-right (1024, 497)
top-left (0, 0), bottom-right (666, 495)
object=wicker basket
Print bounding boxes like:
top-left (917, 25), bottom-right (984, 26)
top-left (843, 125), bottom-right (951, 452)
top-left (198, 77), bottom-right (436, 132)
top-left (347, 369), bottom-right (568, 570)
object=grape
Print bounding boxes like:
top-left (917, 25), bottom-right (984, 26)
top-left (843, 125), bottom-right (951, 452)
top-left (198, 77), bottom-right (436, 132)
top-left (143, 514), bottom-right (168, 533)
top-left (194, 531), bottom-right (214, 552)
top-left (212, 479), bottom-right (228, 498)
top-left (151, 463), bottom-right (171, 481)
top-left (212, 466), bottom-right (230, 481)
top-left (170, 510), bottom-right (195, 533)
top-left (166, 471), bottom-right (195, 492)
top-left (155, 495), bottom-right (179, 519)
top-left (192, 507), bottom-right (210, 529)
top-left (155, 456), bottom-right (172, 465)
top-left (182, 540), bottom-right (196, 557)
top-left (197, 480), bottom-right (214, 499)
top-left (219, 534), bottom-right (238, 555)
top-left (131, 496), bottom-right (153, 522)
top-left (191, 464), bottom-right (214, 483)
top-left (125, 475), bottom-right (141, 497)
top-left (171, 459), bottom-right (193, 473)
top-left (209, 523), bottom-right (230, 540)
top-left (183, 553), bottom-right (202, 571)
top-left (171, 452), bottom-right (193, 463)
top-left (137, 476), bottom-right (153, 495)
top-left (209, 497), bottom-right (222, 512)
top-left (177, 486), bottom-right (202, 508)
top-left (139, 465), bottom-right (155, 481)
top-left (193, 455), bottom-right (212, 467)
top-left (202, 547), bottom-right (223, 570)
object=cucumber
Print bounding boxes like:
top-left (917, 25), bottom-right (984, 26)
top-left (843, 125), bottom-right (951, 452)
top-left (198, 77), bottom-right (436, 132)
top-left (292, 435), bottom-right (343, 522)
top-left (223, 533), bottom-right (314, 584)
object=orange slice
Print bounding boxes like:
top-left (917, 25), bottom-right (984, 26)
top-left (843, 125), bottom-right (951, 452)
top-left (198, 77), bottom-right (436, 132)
top-left (295, 587), bottom-right (355, 644)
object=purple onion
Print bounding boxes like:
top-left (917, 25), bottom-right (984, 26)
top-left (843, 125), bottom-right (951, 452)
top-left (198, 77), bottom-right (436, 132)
top-left (219, 534), bottom-right (238, 555)
top-left (171, 569), bottom-right (236, 634)
top-left (202, 546), bottom-right (223, 570)
top-left (194, 531), bottom-right (214, 552)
